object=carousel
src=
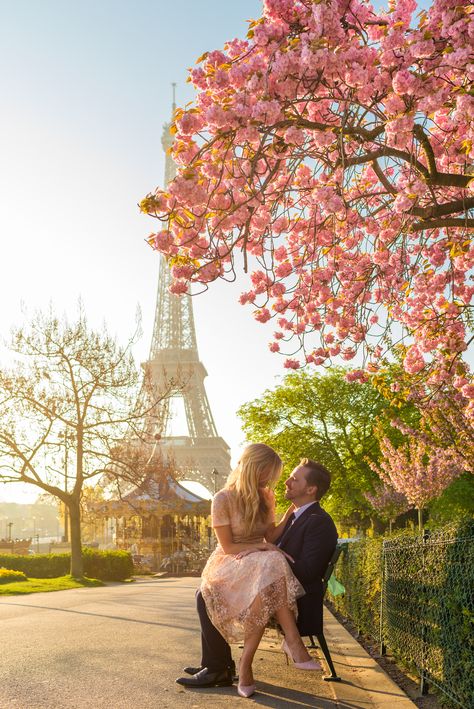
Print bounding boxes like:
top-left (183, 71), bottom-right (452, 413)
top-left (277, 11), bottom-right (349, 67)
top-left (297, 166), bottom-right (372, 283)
top-left (92, 470), bottom-right (212, 573)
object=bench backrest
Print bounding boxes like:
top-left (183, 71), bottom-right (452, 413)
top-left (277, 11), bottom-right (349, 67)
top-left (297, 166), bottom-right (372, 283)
top-left (322, 544), bottom-right (342, 595)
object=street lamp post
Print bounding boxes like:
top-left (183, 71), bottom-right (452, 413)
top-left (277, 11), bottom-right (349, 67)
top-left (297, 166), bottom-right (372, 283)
top-left (212, 468), bottom-right (219, 495)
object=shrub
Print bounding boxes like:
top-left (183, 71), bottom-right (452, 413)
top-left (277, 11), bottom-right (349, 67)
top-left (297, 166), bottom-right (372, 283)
top-left (0, 568), bottom-right (28, 584)
top-left (82, 548), bottom-right (133, 581)
top-left (0, 549), bottom-right (133, 581)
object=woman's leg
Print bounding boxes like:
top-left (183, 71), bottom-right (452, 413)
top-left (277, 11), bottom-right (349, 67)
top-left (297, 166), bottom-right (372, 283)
top-left (275, 606), bottom-right (312, 663)
top-left (239, 626), bottom-right (265, 686)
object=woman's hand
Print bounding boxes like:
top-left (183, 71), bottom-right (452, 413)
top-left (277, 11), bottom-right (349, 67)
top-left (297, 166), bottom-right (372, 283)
top-left (255, 541), bottom-right (278, 551)
top-left (258, 542), bottom-right (295, 563)
top-left (235, 542), bottom-right (273, 559)
top-left (235, 542), bottom-right (294, 563)
top-left (235, 548), bottom-right (259, 559)
top-left (283, 503), bottom-right (297, 519)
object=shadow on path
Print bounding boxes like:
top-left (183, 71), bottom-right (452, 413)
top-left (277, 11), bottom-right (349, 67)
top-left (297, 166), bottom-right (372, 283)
top-left (0, 601), bottom-right (196, 633)
top-left (180, 680), bottom-right (369, 708)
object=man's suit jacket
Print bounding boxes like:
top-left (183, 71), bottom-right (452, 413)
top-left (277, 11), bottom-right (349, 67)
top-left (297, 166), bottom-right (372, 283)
top-left (277, 502), bottom-right (338, 635)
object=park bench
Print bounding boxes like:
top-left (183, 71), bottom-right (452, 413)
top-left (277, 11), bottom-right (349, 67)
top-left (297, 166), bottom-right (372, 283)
top-left (306, 544), bottom-right (343, 682)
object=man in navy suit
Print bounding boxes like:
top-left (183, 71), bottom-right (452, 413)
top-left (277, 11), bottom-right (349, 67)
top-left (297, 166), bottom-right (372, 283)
top-left (176, 458), bottom-right (338, 688)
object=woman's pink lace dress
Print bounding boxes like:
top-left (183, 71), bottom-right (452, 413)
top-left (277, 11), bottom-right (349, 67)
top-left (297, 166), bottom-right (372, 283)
top-left (200, 487), bottom-right (305, 643)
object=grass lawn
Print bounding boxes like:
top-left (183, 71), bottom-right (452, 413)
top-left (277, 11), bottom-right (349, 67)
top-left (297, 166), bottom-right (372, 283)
top-left (0, 575), bottom-right (104, 595)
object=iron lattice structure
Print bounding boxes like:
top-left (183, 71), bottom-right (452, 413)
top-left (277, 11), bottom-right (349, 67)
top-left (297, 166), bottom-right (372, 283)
top-left (143, 99), bottom-right (231, 492)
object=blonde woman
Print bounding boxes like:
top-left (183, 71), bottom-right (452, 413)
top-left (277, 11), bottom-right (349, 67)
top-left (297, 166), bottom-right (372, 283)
top-left (200, 443), bottom-right (320, 698)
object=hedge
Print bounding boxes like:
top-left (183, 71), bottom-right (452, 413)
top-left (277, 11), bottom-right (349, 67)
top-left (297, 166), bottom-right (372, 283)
top-left (0, 549), bottom-right (133, 581)
top-left (331, 535), bottom-right (383, 640)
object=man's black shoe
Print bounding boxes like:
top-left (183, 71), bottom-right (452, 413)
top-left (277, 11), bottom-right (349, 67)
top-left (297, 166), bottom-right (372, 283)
top-left (176, 667), bottom-right (233, 688)
top-left (183, 661), bottom-right (236, 677)
top-left (183, 666), bottom-right (202, 675)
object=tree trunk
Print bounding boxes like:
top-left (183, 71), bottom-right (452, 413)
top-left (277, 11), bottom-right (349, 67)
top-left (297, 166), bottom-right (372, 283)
top-left (63, 502), bottom-right (69, 543)
top-left (68, 496), bottom-right (83, 578)
top-left (418, 507), bottom-right (424, 533)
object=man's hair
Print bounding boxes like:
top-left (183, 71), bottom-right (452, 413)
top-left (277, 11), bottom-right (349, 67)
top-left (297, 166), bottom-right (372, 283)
top-left (300, 458), bottom-right (331, 500)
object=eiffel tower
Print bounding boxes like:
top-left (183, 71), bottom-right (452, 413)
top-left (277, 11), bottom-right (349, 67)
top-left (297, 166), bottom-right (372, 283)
top-left (143, 89), bottom-right (231, 492)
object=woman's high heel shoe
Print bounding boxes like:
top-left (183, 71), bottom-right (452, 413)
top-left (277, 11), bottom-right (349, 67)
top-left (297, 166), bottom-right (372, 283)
top-left (281, 639), bottom-right (322, 671)
top-left (237, 683), bottom-right (256, 698)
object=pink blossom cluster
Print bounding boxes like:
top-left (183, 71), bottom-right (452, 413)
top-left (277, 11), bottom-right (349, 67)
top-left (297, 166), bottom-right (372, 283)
top-left (369, 431), bottom-right (465, 509)
top-left (392, 378), bottom-right (474, 471)
top-left (364, 482), bottom-right (412, 522)
top-left (142, 0), bottom-right (474, 396)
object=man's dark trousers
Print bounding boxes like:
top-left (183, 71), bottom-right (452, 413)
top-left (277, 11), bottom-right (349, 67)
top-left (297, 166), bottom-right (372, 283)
top-left (197, 589), bottom-right (232, 671)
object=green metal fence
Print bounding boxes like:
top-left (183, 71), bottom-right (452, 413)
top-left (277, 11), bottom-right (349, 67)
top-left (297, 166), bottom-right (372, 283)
top-left (330, 524), bottom-right (474, 708)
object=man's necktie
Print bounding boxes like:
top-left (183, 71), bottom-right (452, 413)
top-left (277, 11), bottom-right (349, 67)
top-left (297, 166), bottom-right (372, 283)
top-left (278, 512), bottom-right (296, 547)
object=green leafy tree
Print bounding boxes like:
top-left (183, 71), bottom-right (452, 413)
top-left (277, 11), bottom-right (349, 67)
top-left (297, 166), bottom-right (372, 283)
top-left (0, 308), bottom-right (175, 577)
top-left (426, 474), bottom-right (474, 527)
top-left (238, 368), bottom-right (389, 528)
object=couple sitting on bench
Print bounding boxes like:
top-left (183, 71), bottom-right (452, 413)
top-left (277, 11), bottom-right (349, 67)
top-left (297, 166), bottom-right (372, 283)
top-left (176, 443), bottom-right (338, 699)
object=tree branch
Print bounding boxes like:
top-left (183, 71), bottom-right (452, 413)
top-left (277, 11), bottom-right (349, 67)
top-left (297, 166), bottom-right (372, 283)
top-left (411, 217), bottom-right (474, 231)
top-left (410, 197), bottom-right (474, 219)
top-left (372, 159), bottom-right (397, 194)
top-left (413, 123), bottom-right (438, 178)
top-left (343, 148), bottom-right (430, 179)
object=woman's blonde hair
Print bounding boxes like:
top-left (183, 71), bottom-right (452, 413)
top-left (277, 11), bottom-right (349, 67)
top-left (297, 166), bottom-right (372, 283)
top-left (225, 443), bottom-right (283, 535)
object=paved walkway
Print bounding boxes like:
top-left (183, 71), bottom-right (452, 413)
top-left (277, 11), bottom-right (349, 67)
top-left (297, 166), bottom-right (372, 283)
top-left (0, 577), bottom-right (416, 708)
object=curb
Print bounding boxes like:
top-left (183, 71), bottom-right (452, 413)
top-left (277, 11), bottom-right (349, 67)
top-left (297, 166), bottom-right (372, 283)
top-left (321, 606), bottom-right (417, 708)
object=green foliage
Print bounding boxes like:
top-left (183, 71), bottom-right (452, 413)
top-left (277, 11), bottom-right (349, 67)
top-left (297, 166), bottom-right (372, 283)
top-left (427, 473), bottom-right (474, 527)
top-left (330, 520), bottom-right (474, 708)
top-left (0, 549), bottom-right (133, 581)
top-left (0, 568), bottom-right (28, 584)
top-left (238, 367), bottom-right (390, 525)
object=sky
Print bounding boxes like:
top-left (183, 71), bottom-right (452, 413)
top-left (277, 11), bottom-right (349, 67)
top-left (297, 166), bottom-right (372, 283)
top-left (0, 0), bottom-right (291, 503)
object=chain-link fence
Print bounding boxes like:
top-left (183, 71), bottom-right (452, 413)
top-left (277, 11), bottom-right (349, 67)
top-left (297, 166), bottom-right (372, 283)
top-left (330, 522), bottom-right (474, 708)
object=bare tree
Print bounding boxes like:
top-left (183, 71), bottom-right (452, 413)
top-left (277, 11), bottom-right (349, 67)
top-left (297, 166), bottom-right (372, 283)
top-left (0, 307), bottom-right (177, 577)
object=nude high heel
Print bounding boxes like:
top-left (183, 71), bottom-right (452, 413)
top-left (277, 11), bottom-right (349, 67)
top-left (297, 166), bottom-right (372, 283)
top-left (281, 639), bottom-right (322, 670)
top-left (237, 683), bottom-right (256, 698)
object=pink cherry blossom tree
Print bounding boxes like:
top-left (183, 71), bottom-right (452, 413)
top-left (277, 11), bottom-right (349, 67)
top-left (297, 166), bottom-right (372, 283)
top-left (142, 0), bottom-right (474, 395)
top-left (364, 482), bottom-right (412, 533)
top-left (369, 422), bottom-right (465, 530)
top-left (378, 362), bottom-right (474, 471)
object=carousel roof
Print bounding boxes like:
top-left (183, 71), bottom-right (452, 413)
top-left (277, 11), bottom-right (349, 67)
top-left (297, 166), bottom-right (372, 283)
top-left (93, 473), bottom-right (211, 517)
top-left (123, 475), bottom-right (207, 504)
